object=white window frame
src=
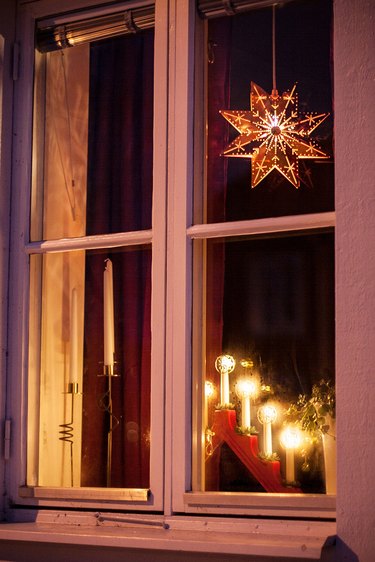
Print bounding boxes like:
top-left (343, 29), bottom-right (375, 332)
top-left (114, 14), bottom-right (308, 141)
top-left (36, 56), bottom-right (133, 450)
top-left (168, 1), bottom-right (336, 518)
top-left (5, 0), bottom-right (336, 540)
top-left (7, 0), bottom-right (168, 513)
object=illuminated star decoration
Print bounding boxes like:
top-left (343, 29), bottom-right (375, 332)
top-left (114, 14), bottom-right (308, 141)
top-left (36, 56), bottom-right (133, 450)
top-left (220, 82), bottom-right (329, 188)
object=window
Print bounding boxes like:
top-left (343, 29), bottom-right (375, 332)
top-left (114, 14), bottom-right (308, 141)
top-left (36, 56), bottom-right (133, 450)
top-left (11, 0), bottom-right (166, 511)
top-left (186, 0), bottom-right (336, 516)
top-left (7, 0), bottom-right (335, 523)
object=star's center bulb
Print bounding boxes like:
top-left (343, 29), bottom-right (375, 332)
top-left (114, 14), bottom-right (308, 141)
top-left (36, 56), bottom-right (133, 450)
top-left (271, 125), bottom-right (281, 136)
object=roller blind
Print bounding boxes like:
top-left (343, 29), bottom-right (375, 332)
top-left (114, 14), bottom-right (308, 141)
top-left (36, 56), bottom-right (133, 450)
top-left (36, 4), bottom-right (154, 53)
top-left (197, 0), bottom-right (296, 18)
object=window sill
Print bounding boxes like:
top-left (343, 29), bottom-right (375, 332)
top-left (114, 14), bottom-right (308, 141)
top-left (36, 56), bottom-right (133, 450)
top-left (0, 513), bottom-right (336, 559)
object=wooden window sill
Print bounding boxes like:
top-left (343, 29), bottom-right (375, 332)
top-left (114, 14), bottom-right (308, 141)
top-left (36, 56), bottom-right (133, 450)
top-left (0, 514), bottom-right (336, 559)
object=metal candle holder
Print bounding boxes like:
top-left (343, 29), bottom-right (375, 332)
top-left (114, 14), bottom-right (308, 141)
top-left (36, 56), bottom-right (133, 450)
top-left (98, 362), bottom-right (120, 487)
top-left (59, 382), bottom-right (80, 487)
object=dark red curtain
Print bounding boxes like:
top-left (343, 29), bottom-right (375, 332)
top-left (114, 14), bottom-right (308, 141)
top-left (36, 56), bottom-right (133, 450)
top-left (204, 19), bottom-right (232, 490)
top-left (206, 18), bottom-right (232, 389)
top-left (81, 30), bottom-right (154, 488)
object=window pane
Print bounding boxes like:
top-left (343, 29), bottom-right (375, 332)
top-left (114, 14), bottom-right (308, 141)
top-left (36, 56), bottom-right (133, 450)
top-left (198, 232), bottom-right (335, 494)
top-left (202, 0), bottom-right (333, 224)
top-left (31, 30), bottom-right (154, 242)
top-left (28, 246), bottom-right (151, 488)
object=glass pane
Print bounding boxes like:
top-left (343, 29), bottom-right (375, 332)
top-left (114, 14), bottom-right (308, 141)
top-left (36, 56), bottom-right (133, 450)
top-left (28, 246), bottom-right (151, 488)
top-left (202, 0), bottom-right (333, 224)
top-left (31, 30), bottom-right (154, 241)
top-left (197, 232), bottom-right (335, 494)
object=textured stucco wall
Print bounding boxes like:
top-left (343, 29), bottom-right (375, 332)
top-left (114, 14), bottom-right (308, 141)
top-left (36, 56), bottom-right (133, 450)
top-left (335, 0), bottom-right (375, 561)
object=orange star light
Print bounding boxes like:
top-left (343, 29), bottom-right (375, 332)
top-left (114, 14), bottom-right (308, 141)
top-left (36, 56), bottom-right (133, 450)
top-left (220, 82), bottom-right (329, 188)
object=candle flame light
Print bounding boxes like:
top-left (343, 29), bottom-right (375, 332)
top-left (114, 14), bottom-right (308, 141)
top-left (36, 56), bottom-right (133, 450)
top-left (258, 404), bottom-right (277, 425)
top-left (205, 380), bottom-right (215, 399)
top-left (280, 426), bottom-right (302, 450)
top-left (235, 378), bottom-right (258, 400)
top-left (215, 354), bottom-right (236, 374)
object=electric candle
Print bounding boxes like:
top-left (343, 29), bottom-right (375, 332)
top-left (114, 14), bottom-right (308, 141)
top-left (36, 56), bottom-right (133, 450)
top-left (103, 259), bottom-right (115, 369)
top-left (236, 379), bottom-right (258, 428)
top-left (215, 355), bottom-right (235, 405)
top-left (280, 426), bottom-right (302, 483)
top-left (69, 288), bottom-right (78, 384)
top-left (257, 404), bottom-right (277, 456)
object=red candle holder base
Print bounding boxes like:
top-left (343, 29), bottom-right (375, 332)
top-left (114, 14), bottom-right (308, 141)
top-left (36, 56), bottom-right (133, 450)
top-left (206, 409), bottom-right (301, 493)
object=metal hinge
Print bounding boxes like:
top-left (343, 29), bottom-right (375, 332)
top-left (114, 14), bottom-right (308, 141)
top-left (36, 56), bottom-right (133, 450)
top-left (4, 419), bottom-right (11, 460)
top-left (12, 42), bottom-right (20, 81)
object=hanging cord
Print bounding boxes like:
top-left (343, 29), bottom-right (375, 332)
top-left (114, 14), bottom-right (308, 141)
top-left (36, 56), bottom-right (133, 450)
top-left (272, 4), bottom-right (277, 97)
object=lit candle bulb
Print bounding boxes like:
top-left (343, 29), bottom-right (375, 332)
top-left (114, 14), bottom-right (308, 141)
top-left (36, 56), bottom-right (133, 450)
top-left (215, 354), bottom-right (235, 405)
top-left (257, 404), bottom-right (277, 456)
top-left (103, 258), bottom-right (115, 371)
top-left (280, 426), bottom-right (302, 483)
top-left (235, 378), bottom-right (258, 428)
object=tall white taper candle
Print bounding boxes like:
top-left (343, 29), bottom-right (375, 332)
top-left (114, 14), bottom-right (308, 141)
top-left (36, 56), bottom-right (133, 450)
top-left (103, 259), bottom-right (115, 367)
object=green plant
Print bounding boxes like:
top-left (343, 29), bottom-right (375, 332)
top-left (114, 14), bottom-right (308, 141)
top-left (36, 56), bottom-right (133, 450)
top-left (285, 379), bottom-right (335, 441)
top-left (215, 403), bottom-right (235, 411)
top-left (235, 425), bottom-right (258, 436)
top-left (258, 452), bottom-right (280, 462)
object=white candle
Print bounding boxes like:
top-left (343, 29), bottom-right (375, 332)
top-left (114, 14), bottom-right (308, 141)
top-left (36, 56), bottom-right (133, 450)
top-left (103, 259), bottom-right (115, 367)
top-left (285, 448), bottom-right (295, 483)
top-left (236, 379), bottom-right (258, 427)
top-left (241, 396), bottom-right (251, 428)
top-left (258, 404), bottom-right (277, 455)
top-left (280, 426), bottom-right (301, 483)
top-left (221, 371), bottom-right (230, 405)
top-left (69, 288), bottom-right (78, 384)
top-left (264, 421), bottom-right (272, 456)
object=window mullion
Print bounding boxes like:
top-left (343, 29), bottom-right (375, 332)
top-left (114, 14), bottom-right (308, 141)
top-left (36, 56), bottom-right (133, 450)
top-left (166, 0), bottom-right (196, 515)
